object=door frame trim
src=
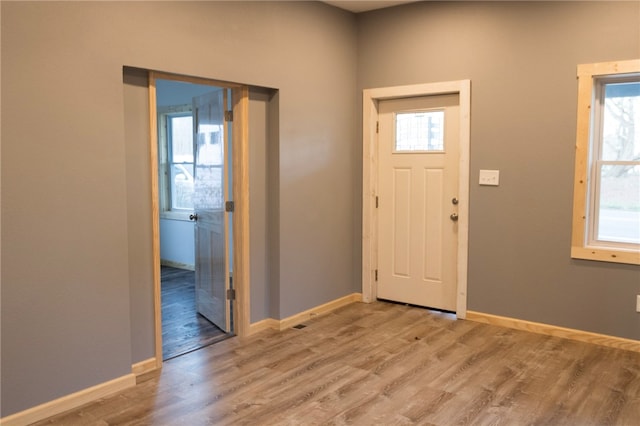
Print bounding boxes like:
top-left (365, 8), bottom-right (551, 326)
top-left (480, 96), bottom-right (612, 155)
top-left (362, 80), bottom-right (470, 318)
top-left (148, 71), bottom-right (250, 368)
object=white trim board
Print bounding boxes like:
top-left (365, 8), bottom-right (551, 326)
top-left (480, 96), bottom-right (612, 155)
top-left (362, 80), bottom-right (471, 319)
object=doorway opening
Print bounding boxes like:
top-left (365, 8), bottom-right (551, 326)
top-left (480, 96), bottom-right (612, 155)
top-left (155, 79), bottom-right (233, 360)
top-left (149, 72), bottom-right (250, 366)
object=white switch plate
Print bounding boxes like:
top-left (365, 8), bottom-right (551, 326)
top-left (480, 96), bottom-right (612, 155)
top-left (479, 169), bottom-right (500, 186)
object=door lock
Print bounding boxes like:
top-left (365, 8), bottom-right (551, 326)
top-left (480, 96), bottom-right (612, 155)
top-left (189, 213), bottom-right (198, 221)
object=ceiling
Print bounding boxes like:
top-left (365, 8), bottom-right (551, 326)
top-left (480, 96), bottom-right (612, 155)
top-left (322, 1), bottom-right (419, 13)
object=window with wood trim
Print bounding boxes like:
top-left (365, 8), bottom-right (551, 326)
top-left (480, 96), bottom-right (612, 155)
top-left (158, 104), bottom-right (195, 219)
top-left (571, 59), bottom-right (640, 265)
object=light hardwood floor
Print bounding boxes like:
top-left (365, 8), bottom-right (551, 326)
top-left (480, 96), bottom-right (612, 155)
top-left (34, 302), bottom-right (639, 425)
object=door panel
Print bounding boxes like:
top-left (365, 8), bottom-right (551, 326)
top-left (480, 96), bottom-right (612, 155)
top-left (392, 168), bottom-right (411, 277)
top-left (377, 94), bottom-right (459, 311)
top-left (193, 89), bottom-right (231, 332)
top-left (423, 168), bottom-right (444, 281)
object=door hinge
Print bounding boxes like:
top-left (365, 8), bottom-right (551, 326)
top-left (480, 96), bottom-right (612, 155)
top-left (225, 201), bottom-right (235, 212)
top-left (375, 269), bottom-right (378, 281)
top-left (226, 288), bottom-right (236, 300)
top-left (225, 110), bottom-right (233, 122)
top-left (376, 121), bottom-right (379, 133)
top-left (376, 196), bottom-right (379, 208)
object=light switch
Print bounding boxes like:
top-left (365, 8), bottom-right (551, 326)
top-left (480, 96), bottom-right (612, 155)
top-left (479, 169), bottom-right (500, 186)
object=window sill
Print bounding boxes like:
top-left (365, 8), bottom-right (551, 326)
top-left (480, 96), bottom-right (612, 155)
top-left (160, 211), bottom-right (193, 222)
top-left (571, 246), bottom-right (640, 265)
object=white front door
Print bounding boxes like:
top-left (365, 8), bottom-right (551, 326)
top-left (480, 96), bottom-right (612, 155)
top-left (192, 89), bottom-right (231, 332)
top-left (377, 94), bottom-right (460, 311)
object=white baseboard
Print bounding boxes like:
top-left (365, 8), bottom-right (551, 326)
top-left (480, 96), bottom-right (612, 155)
top-left (247, 293), bottom-right (362, 335)
top-left (0, 374), bottom-right (136, 426)
top-left (467, 310), bottom-right (640, 353)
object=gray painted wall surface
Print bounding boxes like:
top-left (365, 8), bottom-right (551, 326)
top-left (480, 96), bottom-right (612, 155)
top-left (249, 87), bottom-right (279, 322)
top-left (2, 0), bottom-right (639, 419)
top-left (356, 1), bottom-right (640, 339)
top-left (1, 1), bottom-right (356, 416)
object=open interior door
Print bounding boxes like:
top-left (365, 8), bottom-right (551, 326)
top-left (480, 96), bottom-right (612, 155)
top-left (191, 89), bottom-right (231, 332)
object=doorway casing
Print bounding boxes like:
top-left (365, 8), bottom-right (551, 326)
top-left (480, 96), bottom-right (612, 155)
top-left (362, 80), bottom-right (471, 318)
top-left (148, 71), bottom-right (250, 368)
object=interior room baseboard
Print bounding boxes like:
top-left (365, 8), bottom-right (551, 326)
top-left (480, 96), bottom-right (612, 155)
top-left (466, 310), bottom-right (640, 353)
top-left (132, 357), bottom-right (159, 377)
top-left (247, 293), bottom-right (363, 335)
top-left (0, 374), bottom-right (136, 426)
top-left (160, 259), bottom-right (195, 271)
top-left (247, 318), bottom-right (281, 335)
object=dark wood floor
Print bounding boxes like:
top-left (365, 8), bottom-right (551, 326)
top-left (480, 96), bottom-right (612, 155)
top-left (35, 301), bottom-right (639, 425)
top-left (161, 266), bottom-right (230, 360)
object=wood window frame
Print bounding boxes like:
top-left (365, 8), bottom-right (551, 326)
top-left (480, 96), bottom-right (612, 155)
top-left (571, 59), bottom-right (640, 265)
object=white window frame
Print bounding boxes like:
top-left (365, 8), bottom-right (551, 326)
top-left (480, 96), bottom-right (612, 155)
top-left (571, 59), bottom-right (640, 265)
top-left (158, 104), bottom-right (194, 221)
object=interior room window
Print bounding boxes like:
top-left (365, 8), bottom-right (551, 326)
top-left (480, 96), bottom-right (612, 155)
top-left (158, 105), bottom-right (194, 218)
top-left (167, 113), bottom-right (194, 210)
top-left (571, 59), bottom-right (640, 265)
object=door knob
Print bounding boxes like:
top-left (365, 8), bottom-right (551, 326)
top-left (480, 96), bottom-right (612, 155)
top-left (452, 197), bottom-right (459, 205)
top-left (450, 213), bottom-right (459, 221)
top-left (189, 213), bottom-right (198, 221)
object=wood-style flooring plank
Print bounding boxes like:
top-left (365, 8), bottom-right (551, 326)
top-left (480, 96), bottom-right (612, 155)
top-left (160, 266), bottom-right (230, 360)
top-left (32, 301), bottom-right (640, 426)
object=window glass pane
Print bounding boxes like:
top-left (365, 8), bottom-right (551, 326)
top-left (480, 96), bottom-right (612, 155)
top-left (602, 82), bottom-right (640, 161)
top-left (171, 164), bottom-right (194, 210)
top-left (395, 110), bottom-right (444, 151)
top-left (170, 115), bottom-right (194, 163)
top-left (597, 164), bottom-right (640, 244)
top-left (194, 166), bottom-right (223, 210)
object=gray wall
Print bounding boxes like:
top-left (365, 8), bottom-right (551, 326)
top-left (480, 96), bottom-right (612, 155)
top-left (356, 1), bottom-right (640, 340)
top-left (1, 1), bottom-right (356, 416)
top-left (2, 0), bottom-right (639, 419)
top-left (249, 86), bottom-right (281, 322)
